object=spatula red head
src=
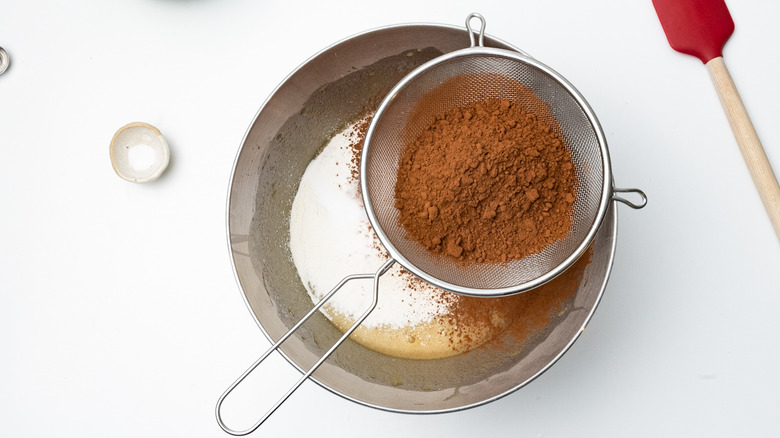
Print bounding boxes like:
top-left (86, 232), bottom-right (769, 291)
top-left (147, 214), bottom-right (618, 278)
top-left (653, 0), bottom-right (735, 64)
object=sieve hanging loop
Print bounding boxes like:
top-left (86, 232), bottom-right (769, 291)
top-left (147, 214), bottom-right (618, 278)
top-left (612, 187), bottom-right (648, 209)
top-left (466, 12), bottom-right (486, 48)
top-left (216, 259), bottom-right (395, 436)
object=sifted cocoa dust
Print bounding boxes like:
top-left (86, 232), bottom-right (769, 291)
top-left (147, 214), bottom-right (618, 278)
top-left (394, 96), bottom-right (577, 264)
top-left (345, 115), bottom-right (372, 183)
top-left (449, 247), bottom-right (591, 353)
top-left (399, 247), bottom-right (591, 354)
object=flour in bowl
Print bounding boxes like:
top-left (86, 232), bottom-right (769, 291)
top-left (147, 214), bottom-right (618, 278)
top-left (290, 120), bottom-right (469, 359)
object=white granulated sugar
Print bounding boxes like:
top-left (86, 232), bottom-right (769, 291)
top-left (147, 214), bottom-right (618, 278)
top-left (127, 143), bottom-right (156, 171)
top-left (289, 121), bottom-right (453, 329)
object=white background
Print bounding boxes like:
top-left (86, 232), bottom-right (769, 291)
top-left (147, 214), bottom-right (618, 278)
top-left (1, 0), bottom-right (779, 436)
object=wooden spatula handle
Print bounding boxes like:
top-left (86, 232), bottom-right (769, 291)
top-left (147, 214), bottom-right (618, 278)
top-left (706, 56), bottom-right (780, 240)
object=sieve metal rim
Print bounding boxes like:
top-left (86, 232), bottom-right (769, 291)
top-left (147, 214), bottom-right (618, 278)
top-left (361, 46), bottom-right (613, 297)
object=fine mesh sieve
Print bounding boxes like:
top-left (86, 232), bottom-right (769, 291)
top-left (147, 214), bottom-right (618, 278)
top-left (361, 13), bottom-right (629, 296)
top-left (217, 14), bottom-right (646, 436)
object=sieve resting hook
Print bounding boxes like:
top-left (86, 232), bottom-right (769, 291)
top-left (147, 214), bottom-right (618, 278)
top-left (612, 187), bottom-right (648, 209)
top-left (216, 259), bottom-right (395, 436)
top-left (466, 12), bottom-right (486, 48)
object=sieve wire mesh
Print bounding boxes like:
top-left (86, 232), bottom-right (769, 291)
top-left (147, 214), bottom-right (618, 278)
top-left (362, 50), bottom-right (610, 295)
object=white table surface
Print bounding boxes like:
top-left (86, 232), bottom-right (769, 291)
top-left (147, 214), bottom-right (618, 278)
top-left (2, 1), bottom-right (779, 436)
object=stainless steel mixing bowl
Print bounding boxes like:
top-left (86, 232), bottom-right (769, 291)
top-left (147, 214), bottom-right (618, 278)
top-left (226, 22), bottom-right (618, 414)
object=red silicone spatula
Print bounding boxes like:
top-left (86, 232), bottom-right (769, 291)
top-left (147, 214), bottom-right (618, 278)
top-left (653, 0), bottom-right (780, 240)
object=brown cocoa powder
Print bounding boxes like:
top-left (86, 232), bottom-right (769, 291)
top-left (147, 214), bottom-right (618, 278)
top-left (346, 115), bottom-right (371, 183)
top-left (340, 105), bottom-right (590, 357)
top-left (394, 247), bottom-right (590, 354)
top-left (394, 97), bottom-right (577, 264)
top-left (462, 247), bottom-right (592, 353)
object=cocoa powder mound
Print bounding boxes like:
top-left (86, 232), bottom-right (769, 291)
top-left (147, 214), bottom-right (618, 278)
top-left (394, 97), bottom-right (577, 264)
top-left (337, 101), bottom-right (591, 357)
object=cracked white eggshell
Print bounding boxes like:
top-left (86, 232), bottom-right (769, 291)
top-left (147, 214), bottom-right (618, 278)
top-left (109, 122), bottom-right (170, 183)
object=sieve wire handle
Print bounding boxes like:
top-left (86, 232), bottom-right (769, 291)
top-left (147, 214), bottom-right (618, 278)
top-left (466, 12), bottom-right (486, 48)
top-left (215, 258), bottom-right (396, 436)
top-left (612, 187), bottom-right (648, 209)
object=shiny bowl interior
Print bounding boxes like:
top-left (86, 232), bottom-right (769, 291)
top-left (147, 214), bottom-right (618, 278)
top-left (227, 23), bottom-right (617, 413)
